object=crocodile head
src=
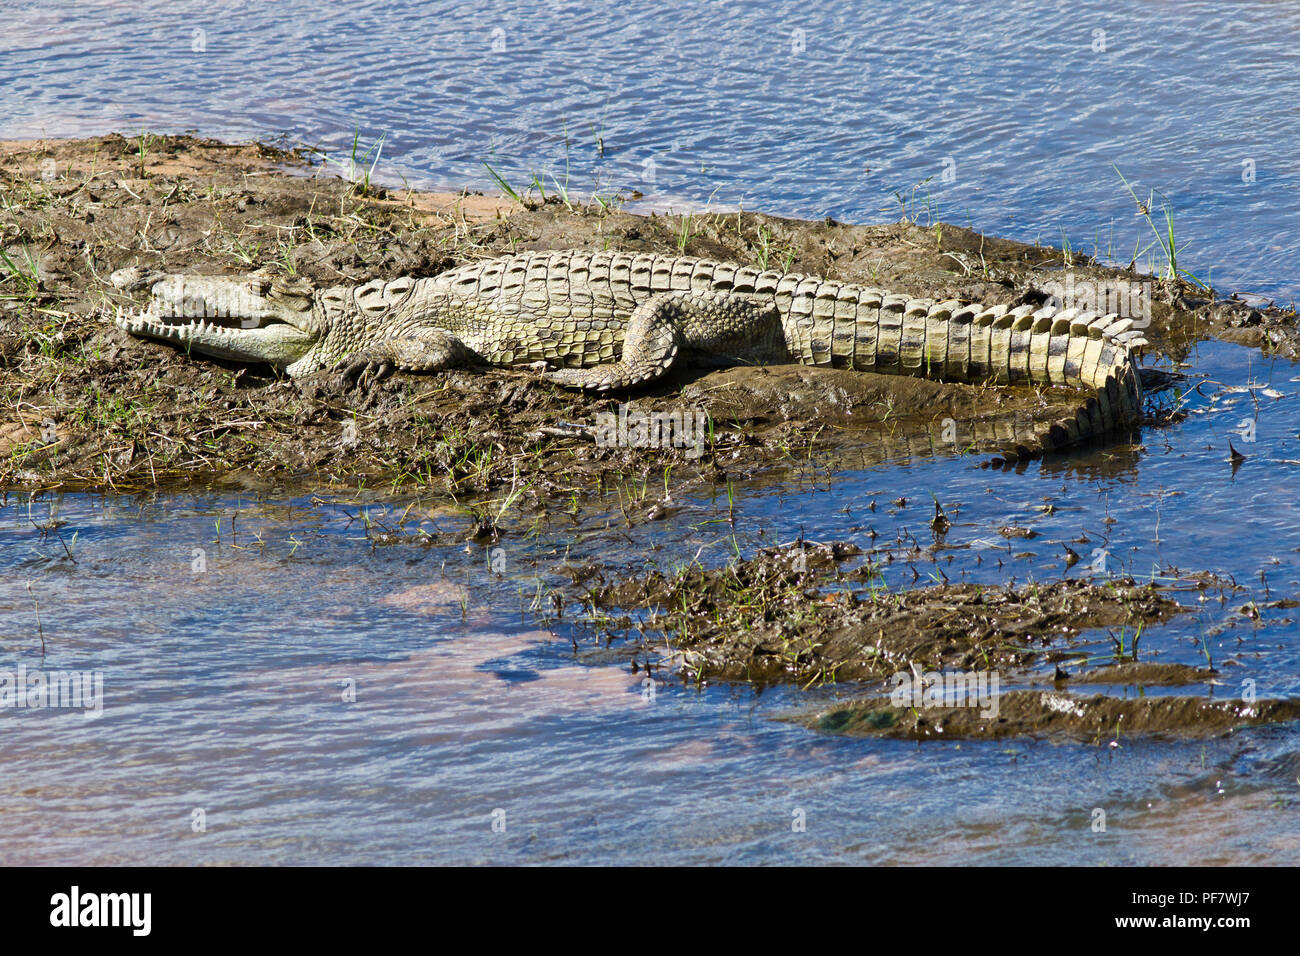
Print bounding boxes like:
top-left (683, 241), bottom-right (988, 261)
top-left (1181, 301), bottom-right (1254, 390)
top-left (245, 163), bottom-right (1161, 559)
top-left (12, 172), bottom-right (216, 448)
top-left (113, 274), bottom-right (326, 375)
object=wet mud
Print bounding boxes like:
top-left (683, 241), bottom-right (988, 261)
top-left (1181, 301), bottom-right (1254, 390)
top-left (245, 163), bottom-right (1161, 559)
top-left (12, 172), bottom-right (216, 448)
top-left (576, 540), bottom-right (1186, 685)
top-left (571, 542), bottom-right (1300, 741)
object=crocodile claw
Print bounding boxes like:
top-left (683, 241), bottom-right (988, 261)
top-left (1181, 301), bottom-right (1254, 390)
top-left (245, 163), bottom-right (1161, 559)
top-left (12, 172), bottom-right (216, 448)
top-left (541, 367), bottom-right (597, 389)
top-left (543, 366), bottom-right (636, 392)
top-left (334, 353), bottom-right (395, 392)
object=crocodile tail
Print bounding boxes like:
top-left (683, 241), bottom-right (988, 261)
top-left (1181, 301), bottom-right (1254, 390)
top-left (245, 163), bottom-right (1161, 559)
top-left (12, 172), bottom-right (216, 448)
top-left (811, 291), bottom-right (1147, 465)
top-left (977, 308), bottom-right (1147, 468)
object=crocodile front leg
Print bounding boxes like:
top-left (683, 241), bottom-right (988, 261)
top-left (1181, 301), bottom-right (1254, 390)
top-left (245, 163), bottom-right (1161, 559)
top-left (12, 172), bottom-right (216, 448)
top-left (543, 291), bottom-right (784, 391)
top-left (334, 327), bottom-right (474, 389)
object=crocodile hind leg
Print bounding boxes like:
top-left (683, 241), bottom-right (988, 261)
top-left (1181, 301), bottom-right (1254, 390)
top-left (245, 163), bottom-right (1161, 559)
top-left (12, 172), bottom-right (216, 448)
top-left (543, 291), bottom-right (784, 391)
top-left (333, 327), bottom-right (473, 389)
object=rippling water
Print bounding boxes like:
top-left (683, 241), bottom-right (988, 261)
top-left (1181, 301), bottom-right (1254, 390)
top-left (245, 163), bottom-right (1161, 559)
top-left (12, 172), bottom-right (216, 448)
top-left (4, 0), bottom-right (1299, 300)
top-left (3, 1), bottom-right (1300, 865)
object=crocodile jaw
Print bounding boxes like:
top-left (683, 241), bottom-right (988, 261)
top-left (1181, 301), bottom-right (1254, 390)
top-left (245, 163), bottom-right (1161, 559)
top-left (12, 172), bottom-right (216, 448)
top-left (114, 275), bottom-right (321, 371)
top-left (114, 307), bottom-right (318, 368)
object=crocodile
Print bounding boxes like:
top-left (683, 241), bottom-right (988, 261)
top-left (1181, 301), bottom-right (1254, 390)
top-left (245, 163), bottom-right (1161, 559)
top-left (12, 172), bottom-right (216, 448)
top-left (110, 250), bottom-right (1148, 463)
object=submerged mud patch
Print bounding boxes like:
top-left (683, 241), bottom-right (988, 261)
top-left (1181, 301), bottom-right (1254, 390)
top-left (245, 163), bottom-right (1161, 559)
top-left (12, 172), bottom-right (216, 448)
top-left (802, 691), bottom-right (1300, 742)
top-left (1075, 661), bottom-right (1220, 686)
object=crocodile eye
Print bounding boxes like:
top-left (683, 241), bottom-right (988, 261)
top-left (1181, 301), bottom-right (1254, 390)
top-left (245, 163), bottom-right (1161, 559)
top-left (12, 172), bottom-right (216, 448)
top-left (246, 278), bottom-right (271, 296)
top-left (271, 276), bottom-right (313, 300)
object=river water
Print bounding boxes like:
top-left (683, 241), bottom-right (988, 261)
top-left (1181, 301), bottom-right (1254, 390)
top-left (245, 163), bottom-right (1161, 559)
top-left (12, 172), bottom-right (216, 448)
top-left (2, 1), bottom-right (1300, 864)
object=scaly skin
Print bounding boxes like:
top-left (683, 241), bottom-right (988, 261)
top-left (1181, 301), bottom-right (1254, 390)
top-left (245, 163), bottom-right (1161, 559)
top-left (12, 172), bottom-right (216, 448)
top-left (110, 250), bottom-right (1148, 464)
